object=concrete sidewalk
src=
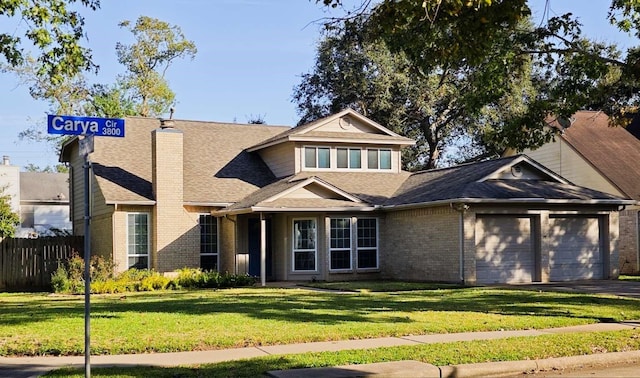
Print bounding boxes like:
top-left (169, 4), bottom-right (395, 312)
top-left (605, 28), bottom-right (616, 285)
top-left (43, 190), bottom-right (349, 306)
top-left (1, 322), bottom-right (638, 378)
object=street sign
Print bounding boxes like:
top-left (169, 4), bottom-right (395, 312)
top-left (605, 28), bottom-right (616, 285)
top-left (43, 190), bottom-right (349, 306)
top-left (47, 115), bottom-right (125, 137)
top-left (46, 113), bottom-right (126, 377)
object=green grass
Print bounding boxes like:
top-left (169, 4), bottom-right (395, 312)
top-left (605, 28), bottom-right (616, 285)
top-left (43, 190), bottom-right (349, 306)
top-left (302, 280), bottom-right (464, 292)
top-left (620, 275), bottom-right (640, 282)
top-left (2, 284), bottom-right (640, 357)
top-left (44, 329), bottom-right (640, 377)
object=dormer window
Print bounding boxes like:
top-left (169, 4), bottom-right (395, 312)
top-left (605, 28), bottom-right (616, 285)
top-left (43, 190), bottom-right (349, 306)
top-left (367, 149), bottom-right (392, 170)
top-left (305, 147), bottom-right (330, 168)
top-left (337, 148), bottom-right (361, 169)
top-left (302, 145), bottom-right (394, 172)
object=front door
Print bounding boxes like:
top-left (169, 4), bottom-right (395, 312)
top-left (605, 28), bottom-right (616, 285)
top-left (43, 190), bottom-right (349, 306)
top-left (248, 218), bottom-right (272, 278)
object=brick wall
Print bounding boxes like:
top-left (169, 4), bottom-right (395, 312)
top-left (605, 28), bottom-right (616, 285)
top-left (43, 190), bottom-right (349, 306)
top-left (152, 127), bottom-right (199, 272)
top-left (619, 207), bottom-right (639, 274)
top-left (382, 206), bottom-right (460, 282)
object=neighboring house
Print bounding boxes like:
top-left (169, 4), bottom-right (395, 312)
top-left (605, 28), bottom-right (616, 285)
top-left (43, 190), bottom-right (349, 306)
top-left (0, 156), bottom-right (72, 237)
top-left (60, 109), bottom-right (633, 284)
top-left (505, 111), bottom-right (640, 274)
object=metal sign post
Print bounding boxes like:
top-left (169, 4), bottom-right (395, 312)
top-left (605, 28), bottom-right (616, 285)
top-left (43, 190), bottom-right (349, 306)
top-left (48, 116), bottom-right (124, 378)
top-left (79, 134), bottom-right (94, 378)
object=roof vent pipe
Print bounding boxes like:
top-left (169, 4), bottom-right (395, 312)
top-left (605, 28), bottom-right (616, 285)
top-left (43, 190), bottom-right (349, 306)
top-left (160, 119), bottom-right (175, 129)
top-left (160, 108), bottom-right (176, 129)
top-left (2, 155), bottom-right (9, 165)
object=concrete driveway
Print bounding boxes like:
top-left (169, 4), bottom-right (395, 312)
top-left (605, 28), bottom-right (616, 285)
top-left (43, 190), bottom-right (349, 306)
top-left (508, 279), bottom-right (640, 298)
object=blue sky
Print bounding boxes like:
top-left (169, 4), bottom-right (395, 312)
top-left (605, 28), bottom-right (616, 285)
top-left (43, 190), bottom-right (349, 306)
top-left (0, 0), bottom-right (634, 169)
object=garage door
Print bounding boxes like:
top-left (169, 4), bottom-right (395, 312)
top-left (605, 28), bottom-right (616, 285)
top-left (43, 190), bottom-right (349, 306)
top-left (549, 216), bottom-right (603, 281)
top-left (475, 216), bottom-right (535, 284)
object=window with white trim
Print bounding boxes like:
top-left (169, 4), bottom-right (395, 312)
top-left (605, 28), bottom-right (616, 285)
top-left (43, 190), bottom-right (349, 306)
top-left (357, 218), bottom-right (378, 269)
top-left (292, 218), bottom-right (317, 271)
top-left (304, 147), bottom-right (330, 168)
top-left (200, 214), bottom-right (218, 271)
top-left (337, 148), bottom-right (362, 169)
top-left (330, 218), bottom-right (351, 270)
top-left (127, 213), bottom-right (150, 269)
top-left (367, 149), bottom-right (392, 170)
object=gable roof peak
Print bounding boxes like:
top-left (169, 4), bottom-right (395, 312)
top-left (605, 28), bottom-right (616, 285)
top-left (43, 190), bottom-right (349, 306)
top-left (247, 108), bottom-right (415, 152)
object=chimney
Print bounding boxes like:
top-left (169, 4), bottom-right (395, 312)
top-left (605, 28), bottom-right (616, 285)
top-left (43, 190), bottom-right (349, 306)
top-left (2, 156), bottom-right (9, 165)
top-left (151, 121), bottom-right (190, 272)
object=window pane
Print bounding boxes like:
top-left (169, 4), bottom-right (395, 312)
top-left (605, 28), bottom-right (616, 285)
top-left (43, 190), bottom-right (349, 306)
top-left (200, 255), bottom-right (218, 271)
top-left (337, 148), bottom-right (348, 168)
top-left (305, 147), bottom-right (316, 168)
top-left (357, 218), bottom-right (377, 248)
top-left (294, 219), bottom-right (316, 250)
top-left (318, 147), bottom-right (330, 168)
top-left (380, 150), bottom-right (391, 169)
top-left (128, 256), bottom-right (148, 270)
top-left (368, 150), bottom-right (379, 169)
top-left (357, 250), bottom-right (377, 269)
top-left (330, 218), bottom-right (350, 249)
top-left (127, 213), bottom-right (149, 269)
top-left (200, 215), bottom-right (218, 255)
top-left (294, 251), bottom-right (315, 271)
top-left (331, 250), bottom-right (351, 270)
top-left (349, 149), bottom-right (361, 168)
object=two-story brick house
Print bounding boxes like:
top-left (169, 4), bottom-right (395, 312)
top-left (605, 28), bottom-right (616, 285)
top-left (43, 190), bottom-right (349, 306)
top-left (60, 109), bottom-right (633, 284)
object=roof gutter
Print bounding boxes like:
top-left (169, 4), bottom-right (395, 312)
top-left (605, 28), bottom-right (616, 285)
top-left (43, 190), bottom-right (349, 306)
top-left (105, 200), bottom-right (156, 206)
top-left (382, 197), bottom-right (636, 211)
top-left (214, 205), bottom-right (380, 216)
top-left (184, 202), bottom-right (233, 207)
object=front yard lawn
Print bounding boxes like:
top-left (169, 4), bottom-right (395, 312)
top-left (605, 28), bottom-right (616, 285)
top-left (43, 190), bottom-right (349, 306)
top-left (2, 283), bottom-right (640, 357)
top-left (45, 329), bottom-right (640, 377)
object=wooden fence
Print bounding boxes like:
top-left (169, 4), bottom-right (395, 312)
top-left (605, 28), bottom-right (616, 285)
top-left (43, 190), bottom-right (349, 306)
top-left (0, 236), bottom-right (83, 291)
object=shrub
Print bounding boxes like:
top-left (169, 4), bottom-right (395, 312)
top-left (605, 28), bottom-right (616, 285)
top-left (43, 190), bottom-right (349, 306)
top-left (53, 259), bottom-right (257, 294)
top-left (172, 268), bottom-right (256, 289)
top-left (139, 273), bottom-right (171, 291)
top-left (51, 264), bottom-right (72, 293)
top-left (50, 253), bottom-right (116, 294)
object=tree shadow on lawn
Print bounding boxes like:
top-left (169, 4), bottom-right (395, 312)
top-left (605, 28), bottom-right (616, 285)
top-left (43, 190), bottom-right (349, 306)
top-left (4, 287), bottom-right (639, 328)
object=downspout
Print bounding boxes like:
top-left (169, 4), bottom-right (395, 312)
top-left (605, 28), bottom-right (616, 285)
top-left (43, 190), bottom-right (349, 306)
top-left (260, 212), bottom-right (266, 287)
top-left (223, 214), bottom-right (238, 274)
top-left (451, 203), bottom-right (469, 284)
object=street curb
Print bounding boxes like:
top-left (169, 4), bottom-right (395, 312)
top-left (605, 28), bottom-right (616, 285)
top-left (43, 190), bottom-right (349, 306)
top-left (439, 350), bottom-right (640, 377)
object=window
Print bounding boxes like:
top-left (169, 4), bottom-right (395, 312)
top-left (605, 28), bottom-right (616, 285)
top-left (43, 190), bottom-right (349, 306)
top-left (304, 147), bottom-right (330, 168)
top-left (337, 148), bottom-right (361, 169)
top-left (330, 218), bottom-right (351, 270)
top-left (357, 218), bottom-right (378, 269)
top-left (127, 213), bottom-right (150, 269)
top-left (200, 215), bottom-right (218, 271)
top-left (368, 149), bottom-right (392, 170)
top-left (293, 219), bottom-right (317, 271)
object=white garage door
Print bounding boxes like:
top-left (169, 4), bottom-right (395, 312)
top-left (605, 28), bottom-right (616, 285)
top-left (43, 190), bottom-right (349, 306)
top-left (549, 216), bottom-right (603, 281)
top-left (475, 216), bottom-right (535, 284)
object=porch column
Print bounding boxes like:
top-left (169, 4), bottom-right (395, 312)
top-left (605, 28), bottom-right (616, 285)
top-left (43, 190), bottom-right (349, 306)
top-left (260, 212), bottom-right (266, 287)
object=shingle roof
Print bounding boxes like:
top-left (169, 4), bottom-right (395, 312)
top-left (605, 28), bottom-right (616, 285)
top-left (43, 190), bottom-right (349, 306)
top-left (19, 172), bottom-right (69, 203)
top-left (385, 155), bottom-right (626, 207)
top-left (552, 110), bottom-right (640, 201)
top-left (222, 171), bottom-right (411, 213)
top-left (83, 117), bottom-right (289, 204)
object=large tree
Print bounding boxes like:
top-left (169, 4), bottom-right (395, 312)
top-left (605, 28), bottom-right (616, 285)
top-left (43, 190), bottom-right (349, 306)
top-left (113, 16), bottom-right (197, 117)
top-left (4, 15), bottom-right (197, 156)
top-left (1, 0), bottom-right (99, 83)
top-left (316, 0), bottom-right (640, 157)
top-left (295, 16), bottom-right (535, 169)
